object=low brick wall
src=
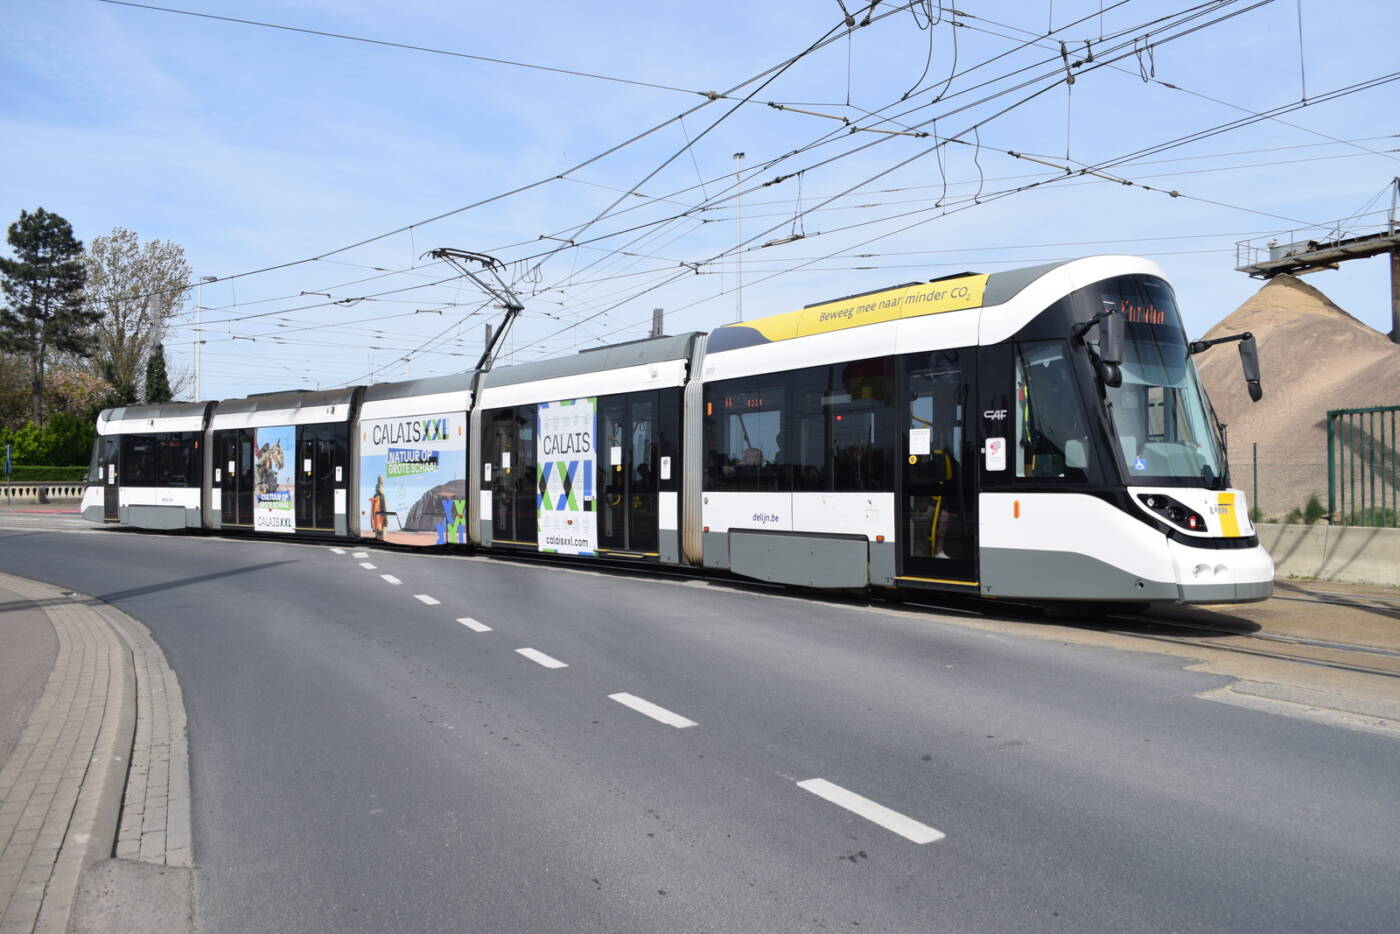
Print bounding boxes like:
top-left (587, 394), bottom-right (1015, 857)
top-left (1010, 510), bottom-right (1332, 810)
top-left (1258, 523), bottom-right (1400, 587)
top-left (0, 482), bottom-right (87, 505)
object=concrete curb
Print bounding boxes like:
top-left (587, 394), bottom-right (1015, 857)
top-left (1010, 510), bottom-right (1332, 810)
top-left (1258, 523), bottom-right (1400, 587)
top-left (0, 573), bottom-right (195, 934)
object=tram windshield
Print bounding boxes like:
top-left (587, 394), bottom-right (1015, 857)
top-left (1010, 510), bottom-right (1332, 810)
top-left (1092, 275), bottom-right (1227, 488)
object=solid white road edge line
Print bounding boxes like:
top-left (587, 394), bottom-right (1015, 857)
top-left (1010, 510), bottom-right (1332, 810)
top-left (380, 574), bottom-right (402, 585)
top-left (359, 562), bottom-right (377, 570)
top-left (796, 778), bottom-right (945, 844)
top-left (607, 693), bottom-right (697, 729)
top-left (414, 594), bottom-right (441, 605)
top-left (515, 648), bottom-right (568, 669)
top-left (457, 617), bottom-right (492, 632)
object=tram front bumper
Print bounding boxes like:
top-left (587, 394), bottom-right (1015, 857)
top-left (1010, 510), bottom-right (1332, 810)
top-left (1167, 538), bottom-right (1274, 604)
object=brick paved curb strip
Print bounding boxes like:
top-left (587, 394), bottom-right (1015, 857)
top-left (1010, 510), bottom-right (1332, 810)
top-left (0, 574), bottom-right (135, 934)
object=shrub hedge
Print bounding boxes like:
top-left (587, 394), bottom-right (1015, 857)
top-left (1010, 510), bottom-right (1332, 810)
top-left (2, 465), bottom-right (90, 482)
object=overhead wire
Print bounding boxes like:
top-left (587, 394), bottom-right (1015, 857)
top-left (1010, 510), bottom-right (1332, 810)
top-left (97, 0), bottom-right (727, 98)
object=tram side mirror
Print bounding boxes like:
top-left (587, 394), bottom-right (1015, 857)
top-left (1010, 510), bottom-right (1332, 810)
top-left (1238, 332), bottom-right (1263, 402)
top-left (1100, 310), bottom-right (1124, 388)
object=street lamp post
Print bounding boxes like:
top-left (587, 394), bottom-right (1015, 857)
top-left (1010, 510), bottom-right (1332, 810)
top-left (196, 276), bottom-right (216, 401)
top-left (733, 151), bottom-right (745, 322)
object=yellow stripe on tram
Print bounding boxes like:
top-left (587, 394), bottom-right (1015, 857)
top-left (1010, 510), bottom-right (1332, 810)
top-left (1216, 491), bottom-right (1241, 537)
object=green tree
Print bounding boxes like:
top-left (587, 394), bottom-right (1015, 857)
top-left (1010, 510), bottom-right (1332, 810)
top-left (0, 208), bottom-right (94, 422)
top-left (40, 412), bottom-right (94, 465)
top-left (85, 227), bottom-right (191, 405)
top-left (144, 342), bottom-right (172, 403)
top-left (0, 414), bottom-right (95, 467)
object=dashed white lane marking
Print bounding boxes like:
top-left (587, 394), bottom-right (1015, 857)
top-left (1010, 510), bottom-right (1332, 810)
top-left (515, 648), bottom-right (568, 669)
top-left (381, 574), bottom-right (402, 585)
top-left (352, 551), bottom-right (368, 558)
top-left (795, 779), bottom-right (944, 844)
top-left (458, 617), bottom-right (491, 633)
top-left (329, 547), bottom-right (345, 555)
top-left (359, 562), bottom-right (377, 570)
top-left (608, 693), bottom-right (697, 729)
top-left (414, 594), bottom-right (440, 605)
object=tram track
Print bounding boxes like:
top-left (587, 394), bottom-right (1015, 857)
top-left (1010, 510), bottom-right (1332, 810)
top-left (1097, 620), bottom-right (1400, 681)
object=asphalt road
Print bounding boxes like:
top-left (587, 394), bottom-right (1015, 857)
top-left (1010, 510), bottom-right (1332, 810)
top-left (2, 523), bottom-right (1397, 933)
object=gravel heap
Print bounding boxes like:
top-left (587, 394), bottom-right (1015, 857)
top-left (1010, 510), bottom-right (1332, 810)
top-left (1194, 274), bottom-right (1400, 520)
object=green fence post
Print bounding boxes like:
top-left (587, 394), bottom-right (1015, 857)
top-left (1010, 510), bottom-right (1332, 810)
top-left (1252, 441), bottom-right (1258, 519)
top-left (1326, 412), bottom-right (1335, 523)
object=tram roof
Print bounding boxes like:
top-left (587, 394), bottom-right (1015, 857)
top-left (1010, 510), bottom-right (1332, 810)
top-left (362, 370), bottom-right (477, 403)
top-left (481, 332), bottom-right (703, 389)
top-left (214, 386), bottom-right (359, 415)
top-left (96, 400), bottom-right (213, 426)
top-left (707, 259), bottom-right (1069, 353)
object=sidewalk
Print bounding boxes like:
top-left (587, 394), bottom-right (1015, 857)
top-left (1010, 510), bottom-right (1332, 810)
top-left (0, 573), bottom-right (193, 934)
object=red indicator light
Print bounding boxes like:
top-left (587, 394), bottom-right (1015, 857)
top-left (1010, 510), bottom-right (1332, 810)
top-left (834, 414), bottom-right (843, 421)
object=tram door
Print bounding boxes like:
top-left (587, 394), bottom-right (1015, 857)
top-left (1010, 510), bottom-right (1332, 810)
top-left (487, 407), bottom-right (537, 545)
top-left (102, 437), bottom-right (119, 520)
top-left (294, 426), bottom-right (341, 532)
top-left (901, 349), bottom-right (977, 584)
top-left (215, 430), bottom-right (255, 527)
top-left (598, 391), bottom-right (659, 554)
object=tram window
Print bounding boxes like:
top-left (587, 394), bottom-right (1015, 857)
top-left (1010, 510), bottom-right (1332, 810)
top-left (703, 357), bottom-right (895, 493)
top-left (791, 368), bottom-right (828, 490)
top-left (1014, 341), bottom-right (1093, 481)
top-left (705, 376), bottom-right (783, 491)
top-left (829, 358), bottom-right (894, 492)
top-left (158, 436), bottom-right (187, 485)
top-left (121, 435), bottom-right (160, 485)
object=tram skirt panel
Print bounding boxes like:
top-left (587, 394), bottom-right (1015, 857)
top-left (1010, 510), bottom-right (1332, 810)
top-left (980, 547), bottom-right (1179, 602)
top-left (728, 531), bottom-right (870, 589)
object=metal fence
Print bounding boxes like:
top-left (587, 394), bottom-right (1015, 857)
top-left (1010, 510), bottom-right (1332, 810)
top-left (1328, 406), bottom-right (1399, 528)
top-left (1233, 444), bottom-right (1326, 524)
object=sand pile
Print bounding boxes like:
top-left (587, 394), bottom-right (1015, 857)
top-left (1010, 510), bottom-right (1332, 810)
top-left (1194, 274), bottom-right (1400, 520)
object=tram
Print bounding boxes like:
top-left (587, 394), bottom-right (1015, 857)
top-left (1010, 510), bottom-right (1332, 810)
top-left (82, 255), bottom-right (1273, 605)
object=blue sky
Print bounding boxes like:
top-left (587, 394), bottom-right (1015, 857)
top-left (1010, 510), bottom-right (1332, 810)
top-left (2, 0), bottom-right (1397, 401)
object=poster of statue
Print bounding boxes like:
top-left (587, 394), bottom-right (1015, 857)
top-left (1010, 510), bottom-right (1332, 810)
top-left (253, 424), bottom-right (295, 533)
top-left (358, 412), bottom-right (468, 545)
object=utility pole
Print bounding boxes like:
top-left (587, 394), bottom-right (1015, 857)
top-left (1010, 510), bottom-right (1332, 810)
top-left (196, 276), bottom-right (215, 400)
top-left (650, 308), bottom-right (664, 338)
top-left (733, 152), bottom-right (745, 322)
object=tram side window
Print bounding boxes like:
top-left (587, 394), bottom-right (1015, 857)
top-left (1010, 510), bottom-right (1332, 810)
top-left (119, 433), bottom-right (201, 487)
top-left (703, 358), bottom-right (895, 493)
top-left (828, 358), bottom-right (894, 491)
top-left (1013, 341), bottom-right (1092, 481)
top-left (705, 377), bottom-right (785, 491)
top-left (121, 435), bottom-right (160, 486)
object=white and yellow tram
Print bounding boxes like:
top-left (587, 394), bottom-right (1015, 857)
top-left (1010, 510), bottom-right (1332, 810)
top-left (83, 255), bottom-right (1272, 605)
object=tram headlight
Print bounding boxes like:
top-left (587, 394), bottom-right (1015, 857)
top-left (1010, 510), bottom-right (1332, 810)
top-left (1138, 493), bottom-right (1208, 534)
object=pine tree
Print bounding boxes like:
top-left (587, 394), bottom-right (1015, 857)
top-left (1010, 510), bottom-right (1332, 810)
top-left (0, 208), bottom-right (94, 422)
top-left (144, 342), bottom-right (172, 403)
